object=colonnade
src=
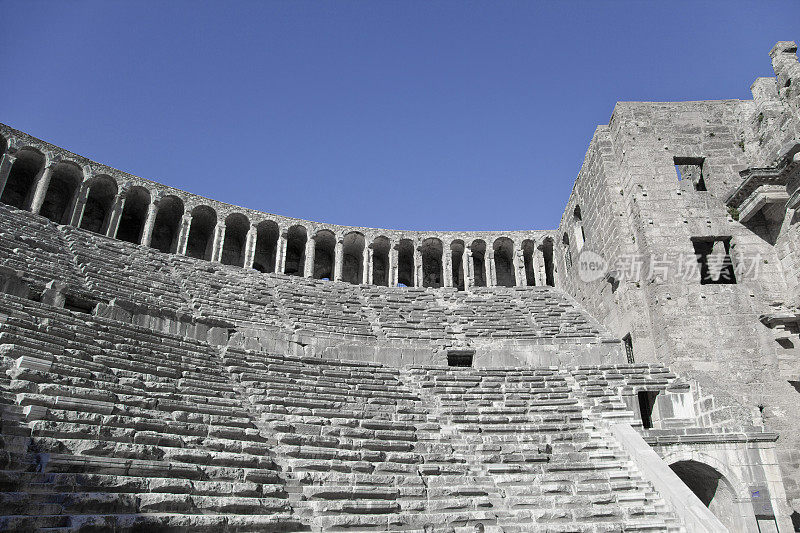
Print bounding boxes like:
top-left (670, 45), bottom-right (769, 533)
top-left (0, 144), bottom-right (556, 289)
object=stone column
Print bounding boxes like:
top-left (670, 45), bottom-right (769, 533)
top-left (444, 248), bottom-right (453, 288)
top-left (365, 246), bottom-right (374, 285)
top-left (465, 248), bottom-right (474, 289)
top-left (140, 195), bottom-right (161, 247)
top-left (304, 236), bottom-right (316, 277)
top-left (485, 249), bottom-right (494, 287)
top-left (390, 245), bottom-right (399, 287)
top-left (514, 248), bottom-right (525, 287)
top-left (334, 238), bottom-right (344, 282)
top-left (244, 224), bottom-right (258, 268)
top-left (29, 163), bottom-right (55, 214)
top-left (361, 246), bottom-right (372, 285)
top-left (69, 181), bottom-right (90, 227)
top-left (275, 231), bottom-right (287, 273)
top-left (0, 152), bottom-right (17, 199)
top-left (176, 213), bottom-right (193, 255)
top-left (414, 245), bottom-right (422, 287)
top-left (533, 246), bottom-right (544, 286)
top-left (211, 222), bottom-right (226, 262)
top-left (105, 192), bottom-right (126, 238)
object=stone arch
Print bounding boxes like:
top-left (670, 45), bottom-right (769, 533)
top-left (666, 454), bottom-right (750, 533)
top-left (41, 161), bottom-right (82, 224)
top-left (342, 232), bottom-right (365, 285)
top-left (371, 236), bottom-right (390, 286)
top-left (397, 239), bottom-right (415, 287)
top-left (284, 224), bottom-right (307, 276)
top-left (221, 213), bottom-right (250, 266)
top-left (471, 239), bottom-right (487, 287)
top-left (493, 237), bottom-right (516, 287)
top-left (421, 237), bottom-right (443, 288)
top-left (186, 205), bottom-right (217, 260)
top-left (151, 195), bottom-right (184, 253)
top-left (573, 205), bottom-right (585, 251)
top-left (116, 186), bottom-right (151, 243)
top-left (450, 240), bottom-right (466, 291)
top-left (313, 229), bottom-right (336, 280)
top-left (253, 220), bottom-right (279, 273)
top-left (522, 239), bottom-right (536, 286)
top-left (542, 236), bottom-right (555, 286)
top-left (79, 175), bottom-right (118, 234)
top-left (1, 148), bottom-right (44, 210)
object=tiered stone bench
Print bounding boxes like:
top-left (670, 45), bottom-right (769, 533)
top-left (168, 256), bottom-right (286, 329)
top-left (0, 294), bottom-right (302, 532)
top-left (59, 225), bottom-right (194, 316)
top-left (0, 205), bottom-right (90, 301)
top-left (274, 277), bottom-right (375, 338)
top-left (222, 347), bottom-right (502, 531)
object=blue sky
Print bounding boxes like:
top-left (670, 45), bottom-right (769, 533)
top-left (1, 2), bottom-right (797, 231)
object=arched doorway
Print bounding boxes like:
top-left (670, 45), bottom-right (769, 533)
top-left (670, 460), bottom-right (739, 532)
top-left (471, 239), bottom-right (487, 287)
top-left (397, 239), bottom-right (415, 287)
top-left (186, 205), bottom-right (217, 260)
top-left (450, 240), bottom-right (466, 291)
top-left (421, 238), bottom-right (443, 288)
top-left (371, 236), bottom-right (390, 286)
top-left (342, 232), bottom-right (365, 285)
top-left (79, 176), bottom-right (118, 234)
top-left (221, 213), bottom-right (250, 267)
top-left (150, 195), bottom-right (184, 253)
top-left (40, 162), bottom-right (82, 224)
top-left (116, 186), bottom-right (151, 243)
top-left (1, 149), bottom-right (44, 210)
top-left (284, 225), bottom-right (307, 276)
top-left (313, 230), bottom-right (336, 280)
top-left (253, 220), bottom-right (279, 273)
top-left (542, 236), bottom-right (555, 286)
top-left (493, 237), bottom-right (516, 287)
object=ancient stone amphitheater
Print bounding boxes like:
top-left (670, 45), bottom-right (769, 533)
top-left (0, 42), bottom-right (799, 532)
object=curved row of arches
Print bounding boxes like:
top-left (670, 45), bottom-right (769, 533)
top-left (0, 143), bottom-right (556, 289)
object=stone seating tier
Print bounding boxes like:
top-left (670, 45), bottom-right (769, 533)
top-left (0, 293), bottom-right (686, 531)
top-left (0, 203), bottom-right (609, 351)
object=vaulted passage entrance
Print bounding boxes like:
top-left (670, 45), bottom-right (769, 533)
top-left (253, 220), bottom-right (278, 273)
top-left (41, 163), bottom-right (81, 224)
top-left (421, 238), bottom-right (443, 288)
top-left (186, 206), bottom-right (216, 260)
top-left (670, 460), bottom-right (738, 532)
top-left (1, 150), bottom-right (44, 209)
top-left (313, 230), bottom-right (336, 280)
top-left (116, 187), bottom-right (151, 243)
top-left (151, 196), bottom-right (184, 253)
top-left (79, 176), bottom-right (117, 234)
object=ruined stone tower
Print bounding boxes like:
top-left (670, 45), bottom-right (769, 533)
top-left (0, 42), bottom-right (798, 532)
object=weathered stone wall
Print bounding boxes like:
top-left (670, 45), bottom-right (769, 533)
top-left (557, 42), bottom-right (800, 521)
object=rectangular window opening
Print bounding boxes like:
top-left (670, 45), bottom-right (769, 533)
top-left (692, 237), bottom-right (737, 285)
top-left (447, 350), bottom-right (474, 368)
top-left (637, 390), bottom-right (659, 429)
top-left (64, 296), bottom-right (96, 315)
top-left (674, 157), bottom-right (706, 191)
